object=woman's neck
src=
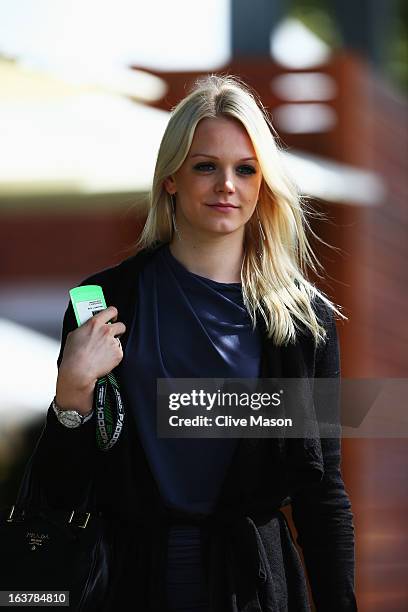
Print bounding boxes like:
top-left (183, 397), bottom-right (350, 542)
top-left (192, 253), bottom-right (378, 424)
top-left (168, 236), bottom-right (244, 283)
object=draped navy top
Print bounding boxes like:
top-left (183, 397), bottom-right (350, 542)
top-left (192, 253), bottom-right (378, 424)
top-left (121, 243), bottom-right (262, 515)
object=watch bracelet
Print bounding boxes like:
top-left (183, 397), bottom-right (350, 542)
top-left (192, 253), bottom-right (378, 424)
top-left (52, 396), bottom-right (94, 427)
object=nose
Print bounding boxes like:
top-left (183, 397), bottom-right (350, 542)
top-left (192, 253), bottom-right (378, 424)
top-left (215, 170), bottom-right (235, 194)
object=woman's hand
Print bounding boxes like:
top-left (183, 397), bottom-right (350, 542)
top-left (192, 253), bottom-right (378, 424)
top-left (55, 306), bottom-right (126, 414)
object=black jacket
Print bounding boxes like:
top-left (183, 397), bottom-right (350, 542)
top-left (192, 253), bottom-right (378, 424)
top-left (32, 243), bottom-right (357, 611)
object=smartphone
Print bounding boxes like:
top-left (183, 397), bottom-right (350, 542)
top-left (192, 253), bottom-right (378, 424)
top-left (69, 285), bottom-right (108, 327)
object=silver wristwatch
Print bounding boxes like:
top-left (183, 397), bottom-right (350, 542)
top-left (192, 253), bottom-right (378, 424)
top-left (52, 397), bottom-right (94, 428)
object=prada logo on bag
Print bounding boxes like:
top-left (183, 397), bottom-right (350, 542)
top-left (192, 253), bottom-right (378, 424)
top-left (26, 531), bottom-right (50, 551)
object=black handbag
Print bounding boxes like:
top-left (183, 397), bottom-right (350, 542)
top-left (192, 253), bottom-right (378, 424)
top-left (0, 429), bottom-right (112, 611)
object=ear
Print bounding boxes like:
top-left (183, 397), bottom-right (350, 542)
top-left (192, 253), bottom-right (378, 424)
top-left (163, 176), bottom-right (177, 194)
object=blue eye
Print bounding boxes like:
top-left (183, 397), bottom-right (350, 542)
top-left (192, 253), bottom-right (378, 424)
top-left (193, 163), bottom-right (215, 171)
top-left (237, 165), bottom-right (256, 175)
top-left (193, 163), bottom-right (256, 175)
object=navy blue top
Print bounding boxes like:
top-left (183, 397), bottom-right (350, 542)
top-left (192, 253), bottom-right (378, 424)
top-left (121, 243), bottom-right (262, 515)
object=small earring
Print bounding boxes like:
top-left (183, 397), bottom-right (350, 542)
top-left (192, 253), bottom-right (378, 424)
top-left (256, 206), bottom-right (266, 241)
top-left (170, 193), bottom-right (181, 241)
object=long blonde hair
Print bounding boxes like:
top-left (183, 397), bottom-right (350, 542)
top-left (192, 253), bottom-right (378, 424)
top-left (136, 74), bottom-right (344, 345)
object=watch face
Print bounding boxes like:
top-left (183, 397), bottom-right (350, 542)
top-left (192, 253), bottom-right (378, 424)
top-left (59, 410), bottom-right (82, 428)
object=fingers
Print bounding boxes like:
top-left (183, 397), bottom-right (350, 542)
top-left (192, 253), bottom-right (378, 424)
top-left (61, 305), bottom-right (126, 384)
top-left (109, 321), bottom-right (126, 338)
top-left (88, 306), bottom-right (119, 325)
top-left (87, 307), bottom-right (126, 339)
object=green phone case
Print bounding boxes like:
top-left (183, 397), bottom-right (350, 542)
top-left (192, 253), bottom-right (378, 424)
top-left (69, 285), bottom-right (107, 327)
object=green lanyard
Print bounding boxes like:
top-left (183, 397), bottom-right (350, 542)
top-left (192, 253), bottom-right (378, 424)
top-left (94, 372), bottom-right (124, 451)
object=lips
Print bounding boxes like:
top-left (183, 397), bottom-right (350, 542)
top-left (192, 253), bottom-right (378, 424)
top-left (206, 202), bottom-right (238, 208)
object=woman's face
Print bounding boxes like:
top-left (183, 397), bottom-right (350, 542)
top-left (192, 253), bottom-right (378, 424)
top-left (164, 116), bottom-right (263, 242)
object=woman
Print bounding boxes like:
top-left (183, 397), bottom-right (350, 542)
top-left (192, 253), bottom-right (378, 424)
top-left (34, 74), bottom-right (357, 611)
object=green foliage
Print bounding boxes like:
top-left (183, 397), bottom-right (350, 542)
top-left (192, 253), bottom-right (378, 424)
top-left (289, 0), bottom-right (342, 48)
top-left (385, 0), bottom-right (408, 92)
top-left (289, 0), bottom-right (407, 93)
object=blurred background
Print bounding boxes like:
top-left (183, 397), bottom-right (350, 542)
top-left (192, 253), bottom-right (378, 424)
top-left (0, 0), bottom-right (407, 609)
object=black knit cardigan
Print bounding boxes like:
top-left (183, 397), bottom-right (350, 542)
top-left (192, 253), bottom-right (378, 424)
top-left (32, 243), bottom-right (357, 611)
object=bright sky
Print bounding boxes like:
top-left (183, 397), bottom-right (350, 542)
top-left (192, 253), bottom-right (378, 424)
top-left (0, 0), bottom-right (231, 71)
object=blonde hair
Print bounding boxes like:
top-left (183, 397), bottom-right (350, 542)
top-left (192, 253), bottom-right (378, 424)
top-left (136, 74), bottom-right (345, 345)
